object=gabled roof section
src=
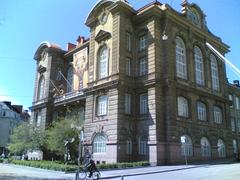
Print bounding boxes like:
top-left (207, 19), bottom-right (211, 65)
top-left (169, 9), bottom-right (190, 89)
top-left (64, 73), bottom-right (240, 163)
top-left (34, 41), bottom-right (63, 60)
top-left (85, 0), bottom-right (116, 27)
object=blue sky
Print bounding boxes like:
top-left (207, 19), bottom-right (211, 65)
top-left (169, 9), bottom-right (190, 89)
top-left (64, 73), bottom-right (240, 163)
top-left (0, 0), bottom-right (239, 110)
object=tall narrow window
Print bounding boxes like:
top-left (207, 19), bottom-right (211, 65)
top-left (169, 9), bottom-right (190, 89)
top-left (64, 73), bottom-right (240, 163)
top-left (175, 37), bottom-right (187, 79)
top-left (138, 136), bottom-right (148, 155)
top-left (139, 57), bottom-right (148, 76)
top-left (213, 106), bottom-right (222, 124)
top-left (97, 95), bottom-right (108, 116)
top-left (177, 96), bottom-right (189, 117)
top-left (140, 93), bottom-right (148, 114)
top-left (233, 139), bottom-right (238, 154)
top-left (210, 54), bottom-right (220, 91)
top-left (237, 119), bottom-right (240, 133)
top-left (37, 76), bottom-right (45, 100)
top-left (98, 46), bottom-right (108, 79)
top-left (93, 133), bottom-right (107, 153)
top-left (180, 135), bottom-right (193, 156)
top-left (231, 118), bottom-right (236, 132)
top-left (126, 32), bottom-right (132, 52)
top-left (229, 94), bottom-right (233, 108)
top-left (35, 112), bottom-right (42, 127)
top-left (126, 139), bottom-right (132, 155)
top-left (201, 137), bottom-right (211, 157)
top-left (194, 46), bottom-right (204, 86)
top-left (126, 58), bottom-right (131, 76)
top-left (197, 101), bottom-right (207, 121)
top-left (236, 96), bottom-right (240, 110)
top-left (67, 67), bottom-right (73, 93)
top-left (125, 93), bottom-right (131, 114)
top-left (217, 139), bottom-right (226, 157)
top-left (139, 35), bottom-right (147, 51)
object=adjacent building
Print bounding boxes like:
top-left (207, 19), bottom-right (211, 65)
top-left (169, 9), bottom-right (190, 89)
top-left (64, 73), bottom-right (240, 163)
top-left (0, 101), bottom-right (30, 156)
top-left (30, 0), bottom-right (239, 165)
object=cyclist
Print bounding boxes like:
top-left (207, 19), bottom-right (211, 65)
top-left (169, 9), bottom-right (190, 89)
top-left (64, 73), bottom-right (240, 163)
top-left (83, 149), bottom-right (98, 178)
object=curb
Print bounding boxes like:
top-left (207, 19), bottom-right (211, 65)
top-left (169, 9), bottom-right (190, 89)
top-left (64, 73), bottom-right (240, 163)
top-left (100, 165), bottom-right (207, 179)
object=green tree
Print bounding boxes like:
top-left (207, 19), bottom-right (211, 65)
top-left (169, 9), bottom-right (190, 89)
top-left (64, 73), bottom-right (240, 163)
top-left (8, 122), bottom-right (45, 155)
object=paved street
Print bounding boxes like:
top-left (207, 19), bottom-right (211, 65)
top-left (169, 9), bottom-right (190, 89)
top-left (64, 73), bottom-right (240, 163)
top-left (0, 162), bottom-right (240, 180)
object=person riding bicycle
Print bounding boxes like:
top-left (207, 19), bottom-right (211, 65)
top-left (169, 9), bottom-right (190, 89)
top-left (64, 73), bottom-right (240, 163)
top-left (83, 149), bottom-right (97, 178)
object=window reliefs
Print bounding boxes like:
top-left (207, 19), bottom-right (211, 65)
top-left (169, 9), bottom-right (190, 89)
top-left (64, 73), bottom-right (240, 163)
top-left (93, 133), bottom-right (107, 153)
top-left (194, 46), bottom-right (205, 86)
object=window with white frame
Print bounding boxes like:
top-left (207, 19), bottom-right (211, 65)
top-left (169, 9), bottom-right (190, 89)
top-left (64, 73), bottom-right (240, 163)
top-left (37, 76), bottom-right (45, 100)
top-left (177, 96), bottom-right (189, 117)
top-left (126, 58), bottom-right (131, 76)
top-left (231, 118), bottom-right (236, 132)
top-left (213, 106), bottom-right (222, 124)
top-left (236, 96), bottom-right (240, 110)
top-left (35, 112), bottom-right (42, 127)
top-left (201, 137), bottom-right (211, 157)
top-left (197, 101), bottom-right (207, 121)
top-left (217, 139), bottom-right (226, 157)
top-left (125, 93), bottom-right (131, 114)
top-left (138, 136), bottom-right (148, 155)
top-left (194, 46), bottom-right (205, 86)
top-left (210, 54), bottom-right (220, 91)
top-left (229, 94), bottom-right (233, 108)
top-left (98, 46), bottom-right (108, 79)
top-left (126, 32), bottom-right (132, 52)
top-left (93, 133), bottom-right (107, 153)
top-left (139, 35), bottom-right (147, 51)
top-left (140, 93), bottom-right (148, 114)
top-left (180, 135), bottom-right (193, 156)
top-left (126, 139), bottom-right (132, 155)
top-left (233, 139), bottom-right (238, 154)
top-left (139, 57), bottom-right (148, 76)
top-left (175, 37), bottom-right (187, 79)
top-left (97, 95), bottom-right (108, 116)
top-left (67, 67), bottom-right (73, 93)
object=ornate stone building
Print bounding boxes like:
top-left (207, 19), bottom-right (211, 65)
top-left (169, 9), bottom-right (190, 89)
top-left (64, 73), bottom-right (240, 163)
top-left (30, 0), bottom-right (239, 165)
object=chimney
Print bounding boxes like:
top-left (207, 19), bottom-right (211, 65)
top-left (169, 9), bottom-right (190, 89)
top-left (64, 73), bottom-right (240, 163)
top-left (181, 0), bottom-right (188, 15)
top-left (67, 42), bottom-right (76, 51)
top-left (76, 36), bottom-right (85, 46)
top-left (233, 80), bottom-right (240, 87)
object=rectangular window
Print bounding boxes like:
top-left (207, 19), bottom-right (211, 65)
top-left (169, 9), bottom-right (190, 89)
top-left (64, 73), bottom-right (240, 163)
top-left (236, 97), bottom-right (240, 110)
top-left (139, 35), bottom-right (147, 51)
top-left (140, 93), bottom-right (148, 114)
top-left (97, 95), bottom-right (108, 116)
top-left (139, 57), bottom-right (148, 76)
top-left (237, 119), bottom-right (240, 133)
top-left (126, 32), bottom-right (132, 52)
top-left (229, 94), bottom-right (233, 108)
top-left (231, 118), bottom-right (236, 132)
top-left (125, 94), bottom-right (131, 114)
top-left (233, 140), bottom-right (238, 154)
top-left (126, 58), bottom-right (131, 76)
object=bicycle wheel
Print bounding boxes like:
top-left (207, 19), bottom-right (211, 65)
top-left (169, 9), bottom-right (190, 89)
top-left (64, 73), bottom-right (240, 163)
top-left (92, 171), bottom-right (100, 180)
top-left (75, 168), bottom-right (87, 180)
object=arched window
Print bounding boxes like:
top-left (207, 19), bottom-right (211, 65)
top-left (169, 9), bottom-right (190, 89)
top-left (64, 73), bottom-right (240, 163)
top-left (194, 46), bottom-right (204, 85)
top-left (67, 67), bottom-right (73, 93)
top-left (213, 106), bottom-right (222, 124)
top-left (175, 37), bottom-right (187, 79)
top-left (98, 46), bottom-right (108, 79)
top-left (138, 136), bottom-right (148, 155)
top-left (37, 76), bottom-right (45, 100)
top-left (180, 135), bottom-right (193, 156)
top-left (197, 101), bottom-right (207, 121)
top-left (93, 133), bottom-right (107, 153)
top-left (126, 139), bottom-right (132, 155)
top-left (177, 96), bottom-right (189, 117)
top-left (210, 54), bottom-right (220, 91)
top-left (201, 137), bottom-right (211, 157)
top-left (217, 139), bottom-right (226, 157)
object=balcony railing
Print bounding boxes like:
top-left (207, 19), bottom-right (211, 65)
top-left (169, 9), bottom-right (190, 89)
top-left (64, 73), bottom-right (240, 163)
top-left (32, 98), bottom-right (49, 106)
top-left (54, 90), bottom-right (84, 105)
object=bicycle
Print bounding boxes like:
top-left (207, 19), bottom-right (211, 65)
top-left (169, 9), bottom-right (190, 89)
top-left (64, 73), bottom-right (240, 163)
top-left (75, 159), bottom-right (101, 180)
